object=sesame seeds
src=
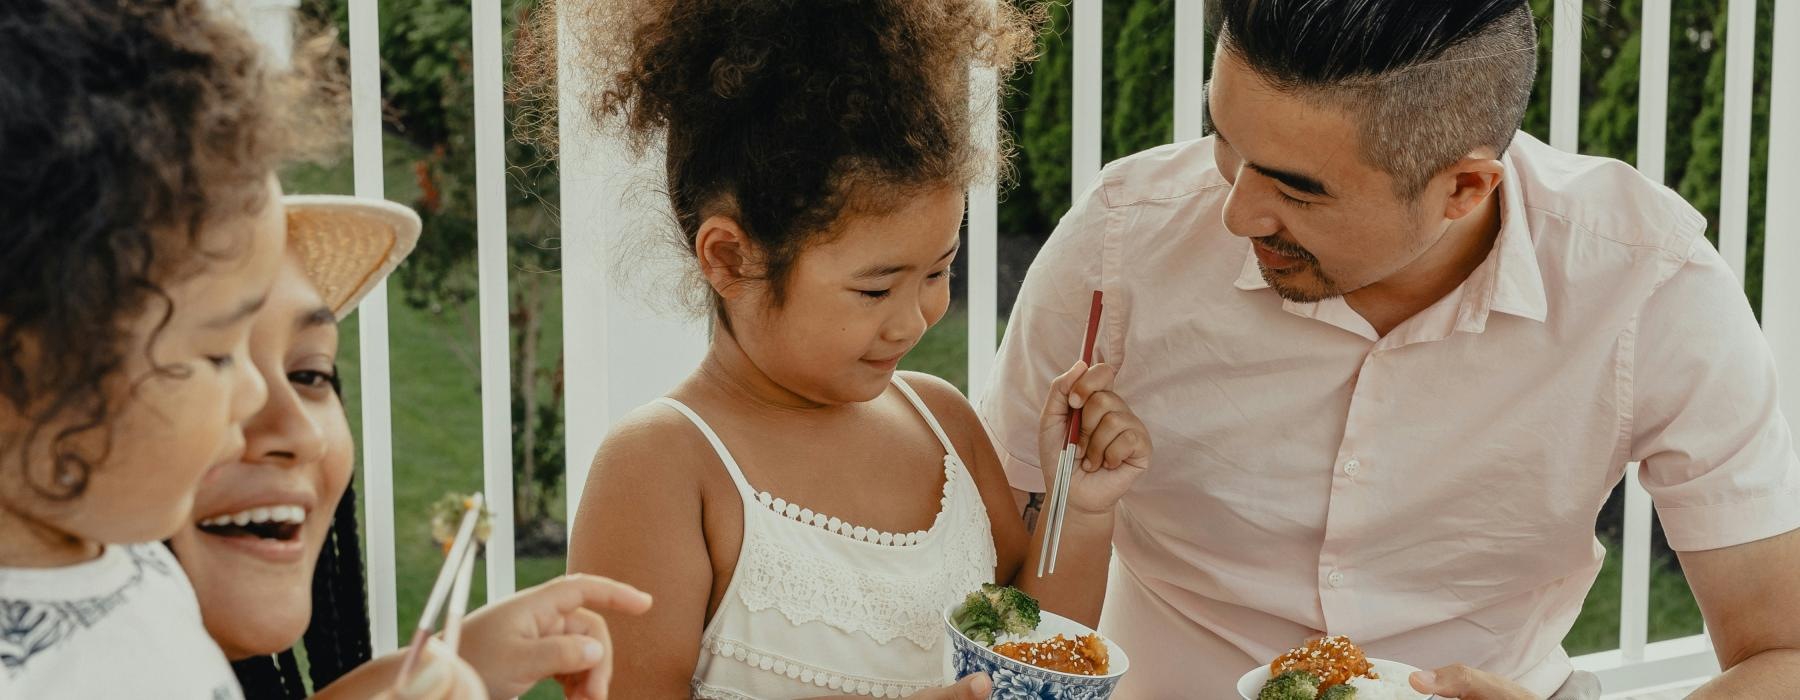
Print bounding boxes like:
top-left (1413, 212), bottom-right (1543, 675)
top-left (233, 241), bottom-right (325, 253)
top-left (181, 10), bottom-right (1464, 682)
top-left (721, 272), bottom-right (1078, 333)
top-left (1269, 635), bottom-right (1377, 689)
top-left (992, 633), bottom-right (1110, 676)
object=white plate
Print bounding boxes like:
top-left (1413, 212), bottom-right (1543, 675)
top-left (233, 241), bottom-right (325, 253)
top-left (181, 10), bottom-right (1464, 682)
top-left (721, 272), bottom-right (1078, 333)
top-left (1235, 658), bottom-right (1428, 699)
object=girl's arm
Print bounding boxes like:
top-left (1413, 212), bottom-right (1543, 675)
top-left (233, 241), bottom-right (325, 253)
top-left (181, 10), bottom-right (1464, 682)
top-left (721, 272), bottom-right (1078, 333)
top-left (567, 407), bottom-right (718, 698)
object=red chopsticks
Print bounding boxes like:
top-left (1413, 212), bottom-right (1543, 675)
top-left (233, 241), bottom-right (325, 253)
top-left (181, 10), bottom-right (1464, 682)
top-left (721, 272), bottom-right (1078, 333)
top-left (1039, 290), bottom-right (1103, 577)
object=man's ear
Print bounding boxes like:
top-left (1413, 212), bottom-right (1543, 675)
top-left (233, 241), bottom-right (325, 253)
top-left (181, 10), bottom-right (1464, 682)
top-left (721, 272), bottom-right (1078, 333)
top-left (1440, 155), bottom-right (1505, 222)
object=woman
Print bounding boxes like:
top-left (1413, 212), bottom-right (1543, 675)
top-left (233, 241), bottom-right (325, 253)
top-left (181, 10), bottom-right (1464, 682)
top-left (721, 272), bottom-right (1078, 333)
top-left (168, 194), bottom-right (653, 699)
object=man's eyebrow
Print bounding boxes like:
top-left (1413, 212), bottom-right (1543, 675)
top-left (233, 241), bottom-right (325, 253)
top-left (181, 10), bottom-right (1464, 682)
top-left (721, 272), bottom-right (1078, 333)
top-left (1204, 84), bottom-right (1332, 198)
top-left (205, 294), bottom-right (268, 329)
top-left (852, 241), bottom-right (961, 280)
top-left (1248, 163), bottom-right (1332, 197)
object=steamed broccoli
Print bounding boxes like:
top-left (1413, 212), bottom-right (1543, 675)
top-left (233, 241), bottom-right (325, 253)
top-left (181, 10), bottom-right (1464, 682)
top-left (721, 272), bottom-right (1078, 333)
top-left (952, 595), bottom-right (1001, 643)
top-left (952, 584), bottom-right (1041, 644)
top-left (985, 584), bottom-right (1041, 636)
top-left (1258, 670), bottom-right (1322, 700)
top-left (1320, 684), bottom-right (1358, 700)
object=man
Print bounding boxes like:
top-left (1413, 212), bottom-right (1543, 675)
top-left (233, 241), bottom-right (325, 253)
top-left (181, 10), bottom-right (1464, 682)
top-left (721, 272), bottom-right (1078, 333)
top-left (980, 1), bottom-right (1800, 698)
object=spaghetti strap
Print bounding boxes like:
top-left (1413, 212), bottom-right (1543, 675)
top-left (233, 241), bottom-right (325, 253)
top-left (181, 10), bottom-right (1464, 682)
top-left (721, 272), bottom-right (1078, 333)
top-left (653, 397), bottom-right (757, 499)
top-left (888, 375), bottom-right (961, 459)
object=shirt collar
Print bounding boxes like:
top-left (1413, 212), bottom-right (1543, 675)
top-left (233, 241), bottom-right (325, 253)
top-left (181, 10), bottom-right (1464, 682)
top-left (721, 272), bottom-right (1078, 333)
top-left (1484, 150), bottom-right (1549, 324)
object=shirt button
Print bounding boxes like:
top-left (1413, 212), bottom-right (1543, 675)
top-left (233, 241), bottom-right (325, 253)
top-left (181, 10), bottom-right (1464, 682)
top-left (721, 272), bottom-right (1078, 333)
top-left (1343, 458), bottom-right (1362, 478)
top-left (1327, 570), bottom-right (1346, 588)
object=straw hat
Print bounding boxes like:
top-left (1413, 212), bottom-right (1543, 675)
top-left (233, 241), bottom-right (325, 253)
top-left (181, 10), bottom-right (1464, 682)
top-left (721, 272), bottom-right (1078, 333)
top-left (284, 195), bottom-right (422, 316)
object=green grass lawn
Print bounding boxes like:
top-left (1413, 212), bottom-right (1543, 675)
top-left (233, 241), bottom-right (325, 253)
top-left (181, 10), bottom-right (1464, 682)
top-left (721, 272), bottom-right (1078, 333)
top-left (335, 300), bottom-right (568, 699)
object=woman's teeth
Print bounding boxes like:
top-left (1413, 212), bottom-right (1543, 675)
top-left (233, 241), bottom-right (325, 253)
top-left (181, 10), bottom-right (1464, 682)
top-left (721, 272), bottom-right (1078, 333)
top-left (198, 504), bottom-right (306, 528)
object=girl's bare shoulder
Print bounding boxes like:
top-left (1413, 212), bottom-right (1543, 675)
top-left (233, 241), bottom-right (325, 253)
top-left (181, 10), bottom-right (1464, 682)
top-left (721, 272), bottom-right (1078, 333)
top-left (589, 400), bottom-right (721, 491)
top-left (895, 371), bottom-right (986, 449)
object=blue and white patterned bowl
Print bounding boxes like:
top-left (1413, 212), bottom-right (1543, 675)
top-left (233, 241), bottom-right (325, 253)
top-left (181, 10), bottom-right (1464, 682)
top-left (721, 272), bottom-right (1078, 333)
top-left (943, 603), bottom-right (1129, 700)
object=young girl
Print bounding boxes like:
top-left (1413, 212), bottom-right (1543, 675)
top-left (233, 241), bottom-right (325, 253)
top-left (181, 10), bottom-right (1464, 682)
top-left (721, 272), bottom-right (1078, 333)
top-left (557, 2), bottom-right (1153, 698)
top-left (171, 194), bottom-right (652, 700)
top-left (0, 1), bottom-right (307, 696)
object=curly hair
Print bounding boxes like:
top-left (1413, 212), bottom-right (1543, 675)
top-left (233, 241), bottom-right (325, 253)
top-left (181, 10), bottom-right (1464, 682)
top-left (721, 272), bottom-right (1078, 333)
top-left (0, 0), bottom-right (342, 500)
top-left (526, 0), bottom-right (1040, 323)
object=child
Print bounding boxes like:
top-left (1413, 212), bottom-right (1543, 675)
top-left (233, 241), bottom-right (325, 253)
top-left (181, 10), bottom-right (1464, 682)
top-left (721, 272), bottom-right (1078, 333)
top-left (0, 1), bottom-right (323, 696)
top-left (557, 1), bottom-right (1154, 698)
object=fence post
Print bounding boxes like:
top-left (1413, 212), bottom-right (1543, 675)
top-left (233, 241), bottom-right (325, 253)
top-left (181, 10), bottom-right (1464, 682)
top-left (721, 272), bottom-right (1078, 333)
top-left (1550, 0), bottom-right (1582, 152)
top-left (1072, 0), bottom-right (1103, 199)
top-left (471, 0), bottom-right (516, 601)
top-left (1173, 0), bottom-right (1207, 142)
top-left (348, 0), bottom-right (399, 655)
top-left (968, 54), bottom-right (1000, 402)
top-left (1764, 0), bottom-right (1800, 429)
top-left (1719, 0), bottom-right (1759, 282)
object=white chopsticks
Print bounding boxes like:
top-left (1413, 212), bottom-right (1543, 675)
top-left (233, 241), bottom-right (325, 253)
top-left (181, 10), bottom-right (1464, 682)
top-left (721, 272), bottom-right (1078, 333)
top-left (397, 492), bottom-right (486, 685)
top-left (1038, 291), bottom-right (1103, 578)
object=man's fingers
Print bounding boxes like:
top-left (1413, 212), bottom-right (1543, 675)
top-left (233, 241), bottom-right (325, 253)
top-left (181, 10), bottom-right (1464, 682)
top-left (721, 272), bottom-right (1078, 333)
top-left (1411, 664), bottom-right (1532, 700)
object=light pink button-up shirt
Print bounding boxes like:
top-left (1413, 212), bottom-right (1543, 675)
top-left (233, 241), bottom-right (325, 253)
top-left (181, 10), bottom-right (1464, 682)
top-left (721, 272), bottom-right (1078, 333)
top-left (980, 132), bottom-right (1800, 698)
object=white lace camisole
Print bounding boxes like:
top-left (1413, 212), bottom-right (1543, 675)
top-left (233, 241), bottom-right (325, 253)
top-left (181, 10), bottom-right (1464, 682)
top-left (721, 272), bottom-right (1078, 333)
top-left (657, 376), bottom-right (997, 699)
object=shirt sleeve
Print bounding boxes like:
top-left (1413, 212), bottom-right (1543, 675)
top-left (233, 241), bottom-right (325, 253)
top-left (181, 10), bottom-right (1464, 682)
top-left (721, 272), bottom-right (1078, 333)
top-left (1629, 238), bottom-right (1800, 552)
top-left (977, 176), bottom-right (1115, 493)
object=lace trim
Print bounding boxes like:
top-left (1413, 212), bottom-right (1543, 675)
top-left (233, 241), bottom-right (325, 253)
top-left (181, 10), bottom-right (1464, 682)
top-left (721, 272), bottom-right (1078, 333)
top-left (699, 637), bottom-right (934, 698)
top-left (691, 679), bottom-right (758, 700)
top-left (755, 456), bottom-right (958, 548)
top-left (734, 466), bottom-right (998, 649)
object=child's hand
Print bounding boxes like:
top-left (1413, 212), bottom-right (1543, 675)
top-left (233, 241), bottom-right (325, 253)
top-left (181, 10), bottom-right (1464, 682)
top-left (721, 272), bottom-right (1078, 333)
top-left (1037, 361), bottom-right (1153, 515)
top-left (906, 673), bottom-right (992, 700)
top-left (456, 574), bottom-right (654, 700)
top-left (378, 639), bottom-right (489, 700)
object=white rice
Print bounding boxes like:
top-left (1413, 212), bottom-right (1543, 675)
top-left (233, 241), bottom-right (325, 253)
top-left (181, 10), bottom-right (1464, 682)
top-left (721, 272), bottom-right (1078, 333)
top-left (1346, 674), bottom-right (1423, 700)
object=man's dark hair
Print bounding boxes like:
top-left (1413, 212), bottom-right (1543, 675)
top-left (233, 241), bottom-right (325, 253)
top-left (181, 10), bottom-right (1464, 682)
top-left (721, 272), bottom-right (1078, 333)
top-left (1215, 0), bottom-right (1538, 199)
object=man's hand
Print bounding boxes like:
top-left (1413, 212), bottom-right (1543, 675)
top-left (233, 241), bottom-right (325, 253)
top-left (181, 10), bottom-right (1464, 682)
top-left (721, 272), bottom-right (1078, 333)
top-left (1038, 361), bottom-right (1152, 515)
top-left (1410, 665), bottom-right (1537, 700)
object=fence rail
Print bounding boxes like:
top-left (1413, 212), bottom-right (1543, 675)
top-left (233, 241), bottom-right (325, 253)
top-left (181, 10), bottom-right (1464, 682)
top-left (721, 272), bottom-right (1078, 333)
top-left (320, 1), bottom-right (1800, 692)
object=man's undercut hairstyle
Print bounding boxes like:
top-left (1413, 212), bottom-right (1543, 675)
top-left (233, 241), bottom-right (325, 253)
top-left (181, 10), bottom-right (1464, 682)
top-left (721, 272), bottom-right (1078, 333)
top-left (1216, 0), bottom-right (1538, 199)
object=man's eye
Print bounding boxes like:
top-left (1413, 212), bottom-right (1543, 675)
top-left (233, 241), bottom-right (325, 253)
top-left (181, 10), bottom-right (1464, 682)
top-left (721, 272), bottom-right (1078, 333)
top-left (1278, 191), bottom-right (1314, 208)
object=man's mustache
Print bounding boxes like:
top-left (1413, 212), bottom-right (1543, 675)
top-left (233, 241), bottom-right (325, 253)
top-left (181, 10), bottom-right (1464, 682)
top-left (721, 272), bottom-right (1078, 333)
top-left (1255, 236), bottom-right (1317, 263)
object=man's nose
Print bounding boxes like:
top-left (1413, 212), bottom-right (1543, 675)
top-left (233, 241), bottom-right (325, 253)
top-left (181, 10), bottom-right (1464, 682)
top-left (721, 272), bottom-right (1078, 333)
top-left (1220, 183), bottom-right (1280, 239)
